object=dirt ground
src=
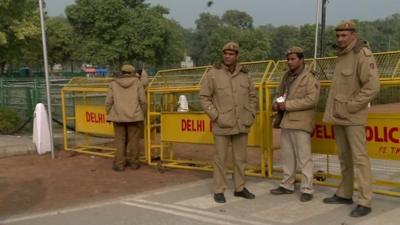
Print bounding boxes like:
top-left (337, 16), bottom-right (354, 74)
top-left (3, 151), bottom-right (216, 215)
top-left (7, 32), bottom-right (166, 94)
top-left (1, 103), bottom-right (398, 219)
top-left (0, 151), bottom-right (210, 218)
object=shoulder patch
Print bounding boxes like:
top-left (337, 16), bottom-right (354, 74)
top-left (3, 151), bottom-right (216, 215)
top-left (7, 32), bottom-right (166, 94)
top-left (213, 62), bottom-right (222, 69)
top-left (362, 47), bottom-right (373, 57)
top-left (240, 66), bottom-right (248, 73)
top-left (369, 63), bottom-right (375, 69)
top-left (309, 69), bottom-right (316, 76)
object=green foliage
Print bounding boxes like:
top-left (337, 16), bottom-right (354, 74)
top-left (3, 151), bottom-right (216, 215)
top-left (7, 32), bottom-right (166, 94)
top-left (189, 11), bottom-right (270, 66)
top-left (357, 14), bottom-right (400, 52)
top-left (268, 25), bottom-right (300, 60)
top-left (190, 13), bottom-right (222, 65)
top-left (46, 17), bottom-right (75, 67)
top-left (65, 0), bottom-right (185, 70)
top-left (188, 12), bottom-right (400, 63)
top-left (222, 10), bottom-right (253, 29)
top-left (0, 107), bottom-right (21, 134)
top-left (1, 1), bottom-right (400, 75)
top-left (0, 0), bottom-right (41, 75)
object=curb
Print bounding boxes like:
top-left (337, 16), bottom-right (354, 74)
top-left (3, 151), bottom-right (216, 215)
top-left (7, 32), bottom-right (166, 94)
top-left (0, 143), bottom-right (36, 158)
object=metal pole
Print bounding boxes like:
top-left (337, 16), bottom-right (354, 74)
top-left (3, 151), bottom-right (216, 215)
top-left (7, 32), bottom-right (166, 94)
top-left (39, 0), bottom-right (55, 159)
top-left (314, 0), bottom-right (321, 60)
top-left (319, 0), bottom-right (327, 57)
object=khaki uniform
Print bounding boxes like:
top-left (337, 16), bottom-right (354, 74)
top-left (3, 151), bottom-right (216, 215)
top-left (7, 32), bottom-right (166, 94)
top-left (105, 75), bottom-right (147, 168)
top-left (276, 65), bottom-right (320, 194)
top-left (323, 39), bottom-right (380, 207)
top-left (139, 69), bottom-right (149, 87)
top-left (200, 63), bottom-right (257, 193)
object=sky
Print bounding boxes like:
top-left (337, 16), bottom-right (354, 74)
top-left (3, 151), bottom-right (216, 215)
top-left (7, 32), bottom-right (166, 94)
top-left (47, 0), bottom-right (400, 28)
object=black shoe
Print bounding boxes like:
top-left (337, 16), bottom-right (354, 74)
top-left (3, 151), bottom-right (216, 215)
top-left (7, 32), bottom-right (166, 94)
top-left (234, 187), bottom-right (255, 199)
top-left (130, 163), bottom-right (141, 170)
top-left (323, 194), bottom-right (353, 204)
top-left (270, 186), bottom-right (294, 195)
top-left (300, 193), bottom-right (313, 202)
top-left (126, 161), bottom-right (141, 170)
top-left (112, 165), bottom-right (125, 172)
top-left (213, 193), bottom-right (226, 203)
top-left (350, 205), bottom-right (371, 217)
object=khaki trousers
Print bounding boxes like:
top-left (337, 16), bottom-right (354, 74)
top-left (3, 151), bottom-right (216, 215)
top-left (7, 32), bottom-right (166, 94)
top-left (280, 128), bottom-right (314, 194)
top-left (334, 125), bottom-right (372, 208)
top-left (113, 122), bottom-right (142, 168)
top-left (213, 133), bottom-right (248, 194)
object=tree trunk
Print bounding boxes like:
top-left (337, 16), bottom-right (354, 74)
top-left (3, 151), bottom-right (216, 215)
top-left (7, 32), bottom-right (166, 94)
top-left (70, 61), bottom-right (74, 73)
top-left (0, 62), bottom-right (5, 76)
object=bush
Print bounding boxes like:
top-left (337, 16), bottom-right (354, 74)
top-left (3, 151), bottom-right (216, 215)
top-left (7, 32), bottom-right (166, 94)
top-left (0, 107), bottom-right (21, 134)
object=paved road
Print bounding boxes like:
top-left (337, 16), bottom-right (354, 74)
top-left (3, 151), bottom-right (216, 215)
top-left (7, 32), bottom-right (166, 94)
top-left (1, 178), bottom-right (399, 225)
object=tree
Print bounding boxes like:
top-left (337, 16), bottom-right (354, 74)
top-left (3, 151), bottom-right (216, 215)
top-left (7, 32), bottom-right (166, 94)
top-left (238, 28), bottom-right (270, 61)
top-left (189, 13), bottom-right (222, 65)
top-left (269, 25), bottom-right (300, 60)
top-left (222, 10), bottom-right (253, 29)
top-left (66, 0), bottom-right (185, 70)
top-left (46, 16), bottom-right (75, 71)
top-left (205, 27), bottom-right (270, 63)
top-left (298, 24), bottom-right (316, 58)
top-left (190, 12), bottom-right (270, 65)
top-left (0, 0), bottom-right (41, 75)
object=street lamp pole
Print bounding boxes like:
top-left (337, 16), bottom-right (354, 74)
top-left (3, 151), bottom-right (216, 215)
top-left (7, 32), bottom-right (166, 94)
top-left (319, 0), bottom-right (328, 57)
top-left (314, 0), bottom-right (321, 61)
top-left (39, 0), bottom-right (55, 159)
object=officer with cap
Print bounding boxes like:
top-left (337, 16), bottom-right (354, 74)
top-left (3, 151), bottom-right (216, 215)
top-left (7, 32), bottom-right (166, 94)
top-left (322, 20), bottom-right (380, 217)
top-left (200, 41), bottom-right (257, 203)
top-left (105, 64), bottom-right (147, 171)
top-left (270, 47), bottom-right (320, 202)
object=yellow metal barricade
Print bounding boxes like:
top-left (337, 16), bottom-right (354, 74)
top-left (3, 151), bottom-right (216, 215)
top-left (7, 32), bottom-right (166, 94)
top-left (146, 61), bottom-right (274, 176)
top-left (61, 78), bottom-right (117, 157)
top-left (265, 51), bottom-right (400, 197)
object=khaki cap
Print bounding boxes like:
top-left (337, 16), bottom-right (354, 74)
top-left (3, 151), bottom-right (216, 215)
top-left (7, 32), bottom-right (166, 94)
top-left (335, 20), bottom-right (356, 31)
top-left (121, 64), bottom-right (135, 73)
top-left (222, 41), bottom-right (239, 53)
top-left (286, 46), bottom-right (304, 55)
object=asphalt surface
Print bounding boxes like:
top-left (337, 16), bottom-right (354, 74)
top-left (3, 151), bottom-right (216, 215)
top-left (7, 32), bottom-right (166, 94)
top-left (1, 178), bottom-right (399, 225)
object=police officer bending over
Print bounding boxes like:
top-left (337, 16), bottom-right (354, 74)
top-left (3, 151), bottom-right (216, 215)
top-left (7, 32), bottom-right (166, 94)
top-left (105, 64), bottom-right (147, 172)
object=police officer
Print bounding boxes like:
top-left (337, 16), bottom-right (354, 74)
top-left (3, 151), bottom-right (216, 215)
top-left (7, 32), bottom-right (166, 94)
top-left (200, 42), bottom-right (257, 203)
top-left (270, 47), bottom-right (320, 202)
top-left (105, 64), bottom-right (147, 171)
top-left (322, 20), bottom-right (380, 217)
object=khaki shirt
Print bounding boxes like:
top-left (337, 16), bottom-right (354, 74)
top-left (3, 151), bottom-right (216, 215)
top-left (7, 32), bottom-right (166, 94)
top-left (105, 76), bottom-right (147, 122)
top-left (200, 63), bottom-right (257, 135)
top-left (323, 40), bottom-right (380, 125)
top-left (279, 66), bottom-right (320, 133)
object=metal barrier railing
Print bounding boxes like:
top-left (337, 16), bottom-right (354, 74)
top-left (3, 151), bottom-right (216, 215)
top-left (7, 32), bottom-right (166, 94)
top-left (57, 51), bottom-right (400, 197)
top-left (265, 51), bottom-right (400, 197)
top-left (60, 78), bottom-right (116, 157)
top-left (146, 60), bottom-right (275, 176)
